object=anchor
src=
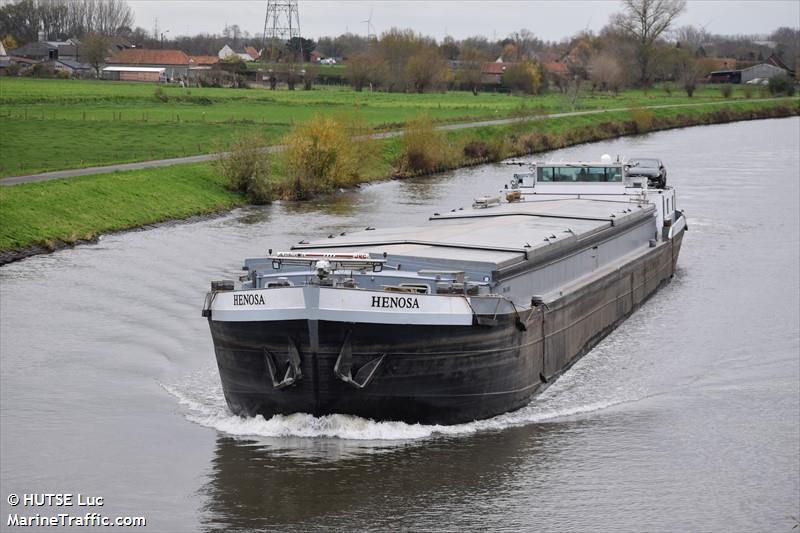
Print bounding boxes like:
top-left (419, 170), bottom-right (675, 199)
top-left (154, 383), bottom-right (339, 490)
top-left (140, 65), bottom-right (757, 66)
top-left (264, 337), bottom-right (303, 389)
top-left (334, 330), bottom-right (386, 389)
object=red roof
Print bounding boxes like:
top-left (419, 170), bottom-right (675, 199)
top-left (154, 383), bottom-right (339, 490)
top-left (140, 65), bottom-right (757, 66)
top-left (244, 46), bottom-right (259, 60)
top-left (482, 62), bottom-right (507, 75)
top-left (542, 61), bottom-right (568, 76)
top-left (189, 55), bottom-right (219, 66)
top-left (109, 49), bottom-right (189, 65)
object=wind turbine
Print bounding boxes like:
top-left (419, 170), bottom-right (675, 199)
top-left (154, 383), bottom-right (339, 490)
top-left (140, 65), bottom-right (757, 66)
top-left (361, 8), bottom-right (376, 40)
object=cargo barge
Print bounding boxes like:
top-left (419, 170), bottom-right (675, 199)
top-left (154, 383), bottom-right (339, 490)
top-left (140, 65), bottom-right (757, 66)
top-left (203, 156), bottom-right (687, 424)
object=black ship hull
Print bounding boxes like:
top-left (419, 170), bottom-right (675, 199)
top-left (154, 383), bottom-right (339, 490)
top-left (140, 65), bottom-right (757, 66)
top-left (208, 230), bottom-right (684, 425)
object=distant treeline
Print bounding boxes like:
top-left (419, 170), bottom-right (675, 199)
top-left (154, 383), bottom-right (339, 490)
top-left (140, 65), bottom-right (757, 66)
top-left (1, 0), bottom-right (798, 94)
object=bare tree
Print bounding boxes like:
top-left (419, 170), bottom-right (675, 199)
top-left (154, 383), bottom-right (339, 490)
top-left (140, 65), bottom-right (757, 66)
top-left (589, 52), bottom-right (623, 93)
top-left (345, 52), bottom-right (375, 91)
top-left (674, 25), bottom-right (710, 54)
top-left (406, 47), bottom-right (446, 93)
top-left (302, 62), bottom-right (318, 90)
top-left (677, 53), bottom-right (714, 97)
top-left (612, 0), bottom-right (686, 86)
top-left (457, 45), bottom-right (488, 95)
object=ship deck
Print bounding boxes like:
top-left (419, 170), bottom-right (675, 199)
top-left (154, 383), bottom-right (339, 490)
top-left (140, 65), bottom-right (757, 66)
top-left (291, 198), bottom-right (655, 272)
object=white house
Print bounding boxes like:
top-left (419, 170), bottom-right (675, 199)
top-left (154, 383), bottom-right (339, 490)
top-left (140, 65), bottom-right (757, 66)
top-left (218, 44), bottom-right (258, 61)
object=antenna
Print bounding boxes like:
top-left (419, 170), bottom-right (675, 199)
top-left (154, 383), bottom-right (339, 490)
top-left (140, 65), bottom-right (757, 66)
top-left (262, 0), bottom-right (302, 62)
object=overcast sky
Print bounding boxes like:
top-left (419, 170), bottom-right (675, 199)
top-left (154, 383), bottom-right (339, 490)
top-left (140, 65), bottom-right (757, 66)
top-left (129, 0), bottom-right (800, 42)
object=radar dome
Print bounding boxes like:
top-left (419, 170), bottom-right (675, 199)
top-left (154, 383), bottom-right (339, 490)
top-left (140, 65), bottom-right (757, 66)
top-left (600, 154), bottom-right (612, 163)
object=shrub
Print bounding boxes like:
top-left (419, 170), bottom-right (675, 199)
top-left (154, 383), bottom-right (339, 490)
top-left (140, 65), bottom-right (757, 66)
top-left (154, 87), bottom-right (169, 102)
top-left (743, 85), bottom-right (754, 99)
top-left (463, 140), bottom-right (489, 160)
top-left (502, 61), bottom-right (543, 94)
top-left (282, 114), bottom-right (375, 200)
top-left (720, 84), bottom-right (733, 98)
top-left (630, 108), bottom-right (654, 132)
top-left (663, 83), bottom-right (673, 96)
top-left (397, 115), bottom-right (454, 175)
top-left (768, 74), bottom-right (796, 96)
top-left (213, 133), bottom-right (273, 204)
top-left (486, 136), bottom-right (512, 162)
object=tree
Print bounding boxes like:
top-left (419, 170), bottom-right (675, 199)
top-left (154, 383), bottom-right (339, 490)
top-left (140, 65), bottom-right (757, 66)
top-left (81, 32), bottom-right (108, 78)
top-left (771, 27), bottom-right (800, 72)
top-left (374, 28), bottom-right (430, 91)
top-left (589, 52), bottom-right (623, 93)
top-left (406, 47), bottom-right (446, 93)
top-left (612, 0), bottom-right (686, 86)
top-left (502, 61), bottom-right (543, 94)
top-left (0, 0), bottom-right (134, 43)
top-left (286, 36), bottom-right (316, 62)
top-left (674, 25), bottom-right (710, 55)
top-left (677, 53), bottom-right (713, 97)
top-left (345, 52), bottom-right (376, 91)
top-left (302, 63), bottom-right (318, 90)
top-left (456, 45), bottom-right (488, 95)
top-left (2, 34), bottom-right (17, 50)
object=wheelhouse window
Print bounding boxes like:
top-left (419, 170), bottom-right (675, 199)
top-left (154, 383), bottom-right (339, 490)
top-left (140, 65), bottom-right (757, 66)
top-left (537, 166), bottom-right (622, 183)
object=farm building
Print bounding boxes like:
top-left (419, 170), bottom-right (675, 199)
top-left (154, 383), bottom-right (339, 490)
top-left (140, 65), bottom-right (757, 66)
top-left (740, 63), bottom-right (791, 83)
top-left (709, 61), bottom-right (792, 84)
top-left (52, 58), bottom-right (92, 76)
top-left (102, 66), bottom-right (166, 82)
top-left (108, 49), bottom-right (191, 80)
top-left (11, 38), bottom-right (77, 61)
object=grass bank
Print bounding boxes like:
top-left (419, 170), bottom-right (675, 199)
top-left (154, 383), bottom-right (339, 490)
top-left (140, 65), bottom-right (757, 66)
top-left (1, 98), bottom-right (797, 263)
top-left (0, 163), bottom-right (243, 261)
top-left (0, 77), bottom-right (777, 177)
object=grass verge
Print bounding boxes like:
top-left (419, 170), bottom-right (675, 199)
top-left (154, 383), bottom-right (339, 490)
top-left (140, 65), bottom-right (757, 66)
top-left (1, 98), bottom-right (797, 263)
top-left (0, 163), bottom-right (243, 258)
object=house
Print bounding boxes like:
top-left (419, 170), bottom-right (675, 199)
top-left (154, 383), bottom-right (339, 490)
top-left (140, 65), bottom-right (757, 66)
top-left (244, 46), bottom-right (259, 60)
top-left (108, 48), bottom-right (190, 80)
top-left (188, 55), bottom-right (220, 77)
top-left (704, 57), bottom-right (738, 71)
top-left (765, 54), bottom-right (795, 77)
top-left (481, 61), bottom-right (507, 85)
top-left (542, 61), bottom-right (568, 78)
top-left (189, 55), bottom-right (220, 67)
top-left (309, 50), bottom-right (321, 63)
top-left (109, 36), bottom-right (133, 54)
top-left (218, 44), bottom-right (258, 61)
top-left (0, 42), bottom-right (9, 71)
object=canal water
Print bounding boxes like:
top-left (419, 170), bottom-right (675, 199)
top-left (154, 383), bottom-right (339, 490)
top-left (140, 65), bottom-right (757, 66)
top-left (1, 118), bottom-right (798, 532)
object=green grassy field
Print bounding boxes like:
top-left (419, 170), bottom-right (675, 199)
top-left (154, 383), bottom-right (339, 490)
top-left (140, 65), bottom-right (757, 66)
top-left (0, 163), bottom-right (243, 251)
top-left (0, 77), bottom-right (773, 177)
top-left (2, 97), bottom-right (796, 256)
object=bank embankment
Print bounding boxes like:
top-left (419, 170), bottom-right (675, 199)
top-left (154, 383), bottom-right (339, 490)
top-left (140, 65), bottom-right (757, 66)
top-left (1, 99), bottom-right (797, 265)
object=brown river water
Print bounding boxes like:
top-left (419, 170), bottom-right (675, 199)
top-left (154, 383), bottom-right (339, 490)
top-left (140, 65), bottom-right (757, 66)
top-left (1, 118), bottom-right (798, 532)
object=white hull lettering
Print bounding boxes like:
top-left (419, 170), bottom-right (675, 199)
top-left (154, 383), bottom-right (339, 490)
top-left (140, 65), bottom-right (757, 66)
top-left (234, 293), bottom-right (266, 306)
top-left (371, 295), bottom-right (420, 309)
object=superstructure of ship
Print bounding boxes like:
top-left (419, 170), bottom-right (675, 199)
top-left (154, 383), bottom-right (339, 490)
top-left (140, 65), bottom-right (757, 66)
top-left (203, 155), bottom-right (687, 424)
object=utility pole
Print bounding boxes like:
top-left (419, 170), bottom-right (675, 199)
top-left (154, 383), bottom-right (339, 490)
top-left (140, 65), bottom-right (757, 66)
top-left (261, 0), bottom-right (302, 62)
